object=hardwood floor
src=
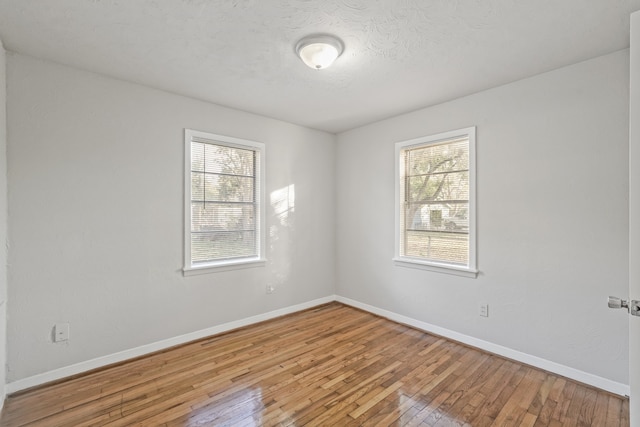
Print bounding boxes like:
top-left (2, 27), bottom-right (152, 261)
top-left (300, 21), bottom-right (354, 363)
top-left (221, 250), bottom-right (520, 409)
top-left (0, 303), bottom-right (629, 426)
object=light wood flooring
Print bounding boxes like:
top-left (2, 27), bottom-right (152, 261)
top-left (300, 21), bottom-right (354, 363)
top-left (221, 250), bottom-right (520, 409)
top-left (0, 303), bottom-right (629, 426)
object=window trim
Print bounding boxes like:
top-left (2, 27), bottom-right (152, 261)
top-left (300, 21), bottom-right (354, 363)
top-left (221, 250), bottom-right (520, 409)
top-left (183, 129), bottom-right (266, 276)
top-left (393, 126), bottom-right (478, 278)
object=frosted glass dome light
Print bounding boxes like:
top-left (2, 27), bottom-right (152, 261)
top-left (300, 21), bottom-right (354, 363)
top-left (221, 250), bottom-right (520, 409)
top-left (295, 35), bottom-right (344, 70)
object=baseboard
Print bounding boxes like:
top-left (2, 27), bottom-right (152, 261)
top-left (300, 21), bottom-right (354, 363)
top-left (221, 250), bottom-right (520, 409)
top-left (335, 296), bottom-right (630, 397)
top-left (6, 295), bottom-right (336, 394)
top-left (6, 294), bottom-right (630, 397)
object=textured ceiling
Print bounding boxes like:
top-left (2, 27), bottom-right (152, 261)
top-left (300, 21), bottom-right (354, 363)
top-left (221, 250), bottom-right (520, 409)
top-left (0, 0), bottom-right (639, 133)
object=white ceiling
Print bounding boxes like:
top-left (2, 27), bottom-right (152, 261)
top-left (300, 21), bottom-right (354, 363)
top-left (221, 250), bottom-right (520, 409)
top-left (0, 0), bottom-right (639, 133)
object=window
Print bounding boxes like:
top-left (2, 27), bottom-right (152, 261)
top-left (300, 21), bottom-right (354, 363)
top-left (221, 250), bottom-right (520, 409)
top-left (184, 130), bottom-right (265, 275)
top-left (394, 127), bottom-right (477, 277)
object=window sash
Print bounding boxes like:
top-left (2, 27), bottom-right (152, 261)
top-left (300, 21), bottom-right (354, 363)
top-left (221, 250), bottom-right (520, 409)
top-left (184, 130), bottom-right (265, 274)
top-left (395, 127), bottom-right (477, 276)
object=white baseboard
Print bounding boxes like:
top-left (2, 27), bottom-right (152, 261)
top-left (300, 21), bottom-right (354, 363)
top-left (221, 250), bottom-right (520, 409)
top-left (335, 296), bottom-right (630, 397)
top-left (6, 295), bottom-right (336, 394)
top-left (6, 294), bottom-right (630, 397)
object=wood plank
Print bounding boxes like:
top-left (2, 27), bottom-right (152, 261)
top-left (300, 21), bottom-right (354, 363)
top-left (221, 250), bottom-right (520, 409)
top-left (606, 394), bottom-right (623, 427)
top-left (0, 303), bottom-right (628, 426)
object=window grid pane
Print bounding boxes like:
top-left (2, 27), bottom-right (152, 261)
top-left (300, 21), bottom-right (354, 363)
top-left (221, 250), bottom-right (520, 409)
top-left (191, 231), bottom-right (257, 263)
top-left (404, 231), bottom-right (469, 265)
top-left (191, 202), bottom-right (255, 232)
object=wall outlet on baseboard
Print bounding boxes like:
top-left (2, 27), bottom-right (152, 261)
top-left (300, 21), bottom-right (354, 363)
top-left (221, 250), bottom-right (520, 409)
top-left (54, 323), bottom-right (70, 342)
top-left (479, 304), bottom-right (489, 317)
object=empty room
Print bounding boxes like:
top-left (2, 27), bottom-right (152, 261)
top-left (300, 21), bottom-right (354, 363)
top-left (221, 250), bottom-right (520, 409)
top-left (0, 0), bottom-right (638, 426)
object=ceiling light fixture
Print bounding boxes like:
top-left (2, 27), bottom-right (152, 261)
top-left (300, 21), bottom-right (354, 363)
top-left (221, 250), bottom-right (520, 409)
top-left (295, 34), bottom-right (344, 70)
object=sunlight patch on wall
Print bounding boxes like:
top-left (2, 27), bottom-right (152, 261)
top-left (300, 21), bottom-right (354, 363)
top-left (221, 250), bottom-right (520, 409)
top-left (270, 184), bottom-right (295, 227)
top-left (268, 184), bottom-right (296, 289)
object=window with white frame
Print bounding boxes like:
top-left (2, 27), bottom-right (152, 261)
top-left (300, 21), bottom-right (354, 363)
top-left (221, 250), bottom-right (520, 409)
top-left (184, 130), bottom-right (265, 275)
top-left (394, 127), bottom-right (477, 277)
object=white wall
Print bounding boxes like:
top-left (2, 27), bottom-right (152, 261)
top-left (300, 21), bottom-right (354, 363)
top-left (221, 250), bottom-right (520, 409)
top-left (0, 41), bottom-right (8, 405)
top-left (336, 50), bottom-right (630, 386)
top-left (6, 53), bottom-right (336, 383)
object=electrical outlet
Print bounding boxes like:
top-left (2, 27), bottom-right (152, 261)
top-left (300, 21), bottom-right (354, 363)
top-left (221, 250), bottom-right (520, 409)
top-left (266, 284), bottom-right (275, 294)
top-left (54, 323), bottom-right (70, 342)
top-left (479, 304), bottom-right (489, 317)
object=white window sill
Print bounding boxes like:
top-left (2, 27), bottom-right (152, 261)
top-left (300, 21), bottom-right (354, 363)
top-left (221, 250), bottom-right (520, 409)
top-left (183, 258), bottom-right (266, 276)
top-left (393, 257), bottom-right (478, 278)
